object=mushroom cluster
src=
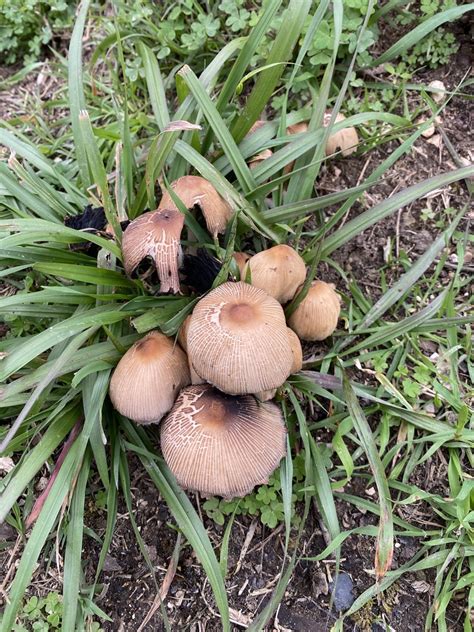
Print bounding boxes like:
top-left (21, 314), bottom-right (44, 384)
top-left (110, 177), bottom-right (342, 499)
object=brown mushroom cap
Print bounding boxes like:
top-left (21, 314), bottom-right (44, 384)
top-left (287, 327), bottom-right (303, 373)
top-left (109, 331), bottom-right (191, 423)
top-left (243, 245), bottom-right (306, 304)
top-left (233, 251), bottom-right (251, 279)
top-left (324, 111), bottom-right (358, 157)
top-left (122, 209), bottom-right (184, 294)
top-left (288, 281), bottom-right (341, 341)
top-left (158, 175), bottom-right (232, 239)
top-left (178, 315), bottom-right (205, 385)
top-left (187, 281), bottom-right (294, 394)
top-left (256, 329), bottom-right (302, 401)
top-left (160, 384), bottom-right (286, 498)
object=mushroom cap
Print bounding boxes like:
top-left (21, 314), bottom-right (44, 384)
top-left (324, 112), bottom-right (358, 157)
top-left (160, 384), bottom-right (286, 498)
top-left (109, 331), bottom-right (191, 423)
top-left (187, 281), bottom-right (294, 394)
top-left (244, 245), bottom-right (306, 304)
top-left (287, 327), bottom-right (303, 373)
top-left (158, 175), bottom-right (232, 238)
top-left (288, 281), bottom-right (341, 341)
top-left (122, 209), bottom-right (184, 293)
top-left (178, 315), bottom-right (205, 385)
top-left (232, 251), bottom-right (251, 278)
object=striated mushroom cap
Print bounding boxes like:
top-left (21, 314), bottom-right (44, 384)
top-left (109, 331), bottom-right (191, 423)
top-left (243, 245), bottom-right (306, 304)
top-left (161, 384), bottom-right (286, 498)
top-left (287, 327), bottom-right (303, 373)
top-left (122, 209), bottom-right (184, 294)
top-left (187, 282), bottom-right (293, 394)
top-left (158, 175), bottom-right (232, 239)
top-left (178, 315), bottom-right (205, 385)
top-left (324, 112), bottom-right (358, 157)
top-left (288, 281), bottom-right (341, 341)
top-left (256, 328), bottom-right (302, 401)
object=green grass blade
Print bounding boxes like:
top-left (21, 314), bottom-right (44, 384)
top-left (230, 0), bottom-right (311, 144)
top-left (178, 65), bottom-right (256, 195)
top-left (368, 4), bottom-right (474, 67)
top-left (62, 452), bottom-right (91, 632)
top-left (0, 440), bottom-right (82, 632)
top-left (139, 42), bottom-right (170, 131)
top-left (318, 165), bottom-right (474, 258)
top-left (342, 372), bottom-right (394, 579)
top-left (68, 0), bottom-right (91, 187)
top-left (0, 406), bottom-right (79, 522)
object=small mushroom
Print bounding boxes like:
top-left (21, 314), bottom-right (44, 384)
top-left (288, 281), bottom-right (341, 341)
top-left (187, 281), bottom-right (294, 395)
top-left (246, 120), bottom-right (273, 168)
top-left (159, 175), bottom-right (232, 239)
top-left (160, 384), bottom-right (286, 498)
top-left (287, 327), bottom-right (303, 373)
top-left (324, 111), bottom-right (358, 157)
top-left (233, 252), bottom-right (251, 279)
top-left (122, 209), bottom-right (185, 294)
top-left (428, 80), bottom-right (446, 103)
top-left (178, 316), bottom-right (205, 385)
top-left (109, 331), bottom-right (191, 423)
top-left (243, 245), bottom-right (306, 304)
top-left (255, 328), bottom-right (302, 401)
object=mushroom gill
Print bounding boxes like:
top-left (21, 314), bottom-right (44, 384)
top-left (122, 209), bottom-right (185, 294)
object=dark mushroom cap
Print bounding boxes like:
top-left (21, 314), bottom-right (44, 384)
top-left (160, 384), bottom-right (286, 498)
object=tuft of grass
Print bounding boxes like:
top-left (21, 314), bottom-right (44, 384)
top-left (1, 1), bottom-right (473, 631)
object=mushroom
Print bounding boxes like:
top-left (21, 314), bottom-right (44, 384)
top-left (287, 327), bottom-right (303, 373)
top-left (246, 120), bottom-right (273, 168)
top-left (178, 316), bottom-right (205, 385)
top-left (323, 111), bottom-right (358, 157)
top-left (243, 245), bottom-right (306, 304)
top-left (255, 328), bottom-right (302, 401)
top-left (232, 251), bottom-right (251, 279)
top-left (160, 384), bottom-right (286, 498)
top-left (158, 175), bottom-right (232, 239)
top-left (187, 281), bottom-right (294, 395)
top-left (109, 331), bottom-right (191, 423)
top-left (122, 209), bottom-right (185, 294)
top-left (288, 281), bottom-right (341, 341)
top-left (285, 112), bottom-right (358, 164)
top-left (428, 80), bottom-right (446, 103)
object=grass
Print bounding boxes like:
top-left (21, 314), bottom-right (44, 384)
top-left (0, 1), bottom-right (473, 631)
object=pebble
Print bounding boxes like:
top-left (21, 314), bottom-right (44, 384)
top-left (330, 572), bottom-right (355, 611)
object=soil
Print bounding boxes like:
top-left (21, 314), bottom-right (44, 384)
top-left (1, 12), bottom-right (473, 632)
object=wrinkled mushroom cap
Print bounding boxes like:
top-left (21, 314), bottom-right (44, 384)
top-left (324, 112), bottom-right (358, 157)
top-left (187, 282), bottom-right (294, 394)
top-left (122, 209), bottom-right (184, 293)
top-left (161, 384), bottom-right (286, 498)
top-left (159, 175), bottom-right (232, 238)
top-left (288, 281), bottom-right (341, 341)
top-left (109, 331), bottom-right (191, 423)
top-left (244, 245), bottom-right (306, 304)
